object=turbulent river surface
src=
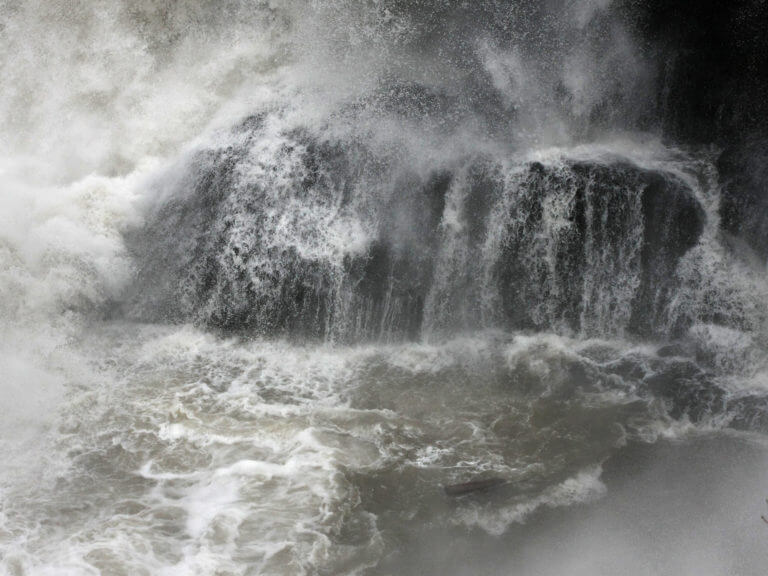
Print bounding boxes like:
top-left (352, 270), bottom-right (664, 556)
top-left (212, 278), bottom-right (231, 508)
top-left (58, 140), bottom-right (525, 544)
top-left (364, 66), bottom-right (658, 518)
top-left (2, 1), bottom-right (768, 575)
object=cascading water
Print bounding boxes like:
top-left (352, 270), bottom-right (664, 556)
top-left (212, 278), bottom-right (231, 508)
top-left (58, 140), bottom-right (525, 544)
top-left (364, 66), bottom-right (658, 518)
top-left (2, 1), bottom-right (768, 575)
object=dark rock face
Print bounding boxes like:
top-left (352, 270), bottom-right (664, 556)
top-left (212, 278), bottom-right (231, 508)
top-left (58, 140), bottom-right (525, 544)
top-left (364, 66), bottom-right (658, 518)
top-left (643, 359), bottom-right (726, 423)
top-left (128, 125), bottom-right (449, 341)
top-left (128, 122), bottom-right (706, 341)
top-left (620, 0), bottom-right (768, 262)
top-left (631, 167), bottom-right (707, 334)
top-left (628, 0), bottom-right (768, 144)
top-left (495, 161), bottom-right (704, 337)
top-left (718, 133), bottom-right (768, 261)
top-left (128, 123), bottom-right (356, 336)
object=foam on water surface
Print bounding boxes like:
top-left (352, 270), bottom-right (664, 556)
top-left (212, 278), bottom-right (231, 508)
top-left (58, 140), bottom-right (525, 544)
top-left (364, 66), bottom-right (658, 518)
top-left (2, 1), bottom-right (768, 574)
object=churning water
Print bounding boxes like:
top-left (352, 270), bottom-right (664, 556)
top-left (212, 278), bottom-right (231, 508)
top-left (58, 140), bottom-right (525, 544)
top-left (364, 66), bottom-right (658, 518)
top-left (2, 1), bottom-right (768, 575)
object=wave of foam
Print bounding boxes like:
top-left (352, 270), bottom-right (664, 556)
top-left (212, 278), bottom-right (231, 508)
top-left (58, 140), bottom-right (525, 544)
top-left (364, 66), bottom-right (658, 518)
top-left (453, 466), bottom-right (607, 536)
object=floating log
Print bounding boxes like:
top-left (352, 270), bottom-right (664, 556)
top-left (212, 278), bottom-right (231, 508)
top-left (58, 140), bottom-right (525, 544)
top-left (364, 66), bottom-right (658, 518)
top-left (443, 477), bottom-right (506, 497)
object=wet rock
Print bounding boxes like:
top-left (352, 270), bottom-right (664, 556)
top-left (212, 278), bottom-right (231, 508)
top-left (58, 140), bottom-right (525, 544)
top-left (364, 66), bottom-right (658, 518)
top-left (643, 360), bottom-right (725, 422)
top-left (718, 133), bottom-right (768, 262)
top-left (127, 120), bottom-right (705, 341)
top-left (496, 161), bottom-right (704, 337)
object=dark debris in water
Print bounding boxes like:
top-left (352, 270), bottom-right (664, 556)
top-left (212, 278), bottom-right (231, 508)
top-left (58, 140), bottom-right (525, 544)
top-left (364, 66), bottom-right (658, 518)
top-left (443, 477), bottom-right (507, 497)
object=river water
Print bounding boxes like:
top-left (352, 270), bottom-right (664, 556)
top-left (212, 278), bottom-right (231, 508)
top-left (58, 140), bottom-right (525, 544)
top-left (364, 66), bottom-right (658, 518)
top-left (2, 2), bottom-right (768, 575)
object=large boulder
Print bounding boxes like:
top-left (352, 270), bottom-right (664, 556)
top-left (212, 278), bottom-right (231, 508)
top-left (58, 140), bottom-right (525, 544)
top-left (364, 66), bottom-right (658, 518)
top-left (127, 118), bottom-right (706, 341)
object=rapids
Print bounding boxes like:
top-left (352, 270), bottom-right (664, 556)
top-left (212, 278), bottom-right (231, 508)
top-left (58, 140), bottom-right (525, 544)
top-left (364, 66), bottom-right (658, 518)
top-left (1, 1), bottom-right (768, 575)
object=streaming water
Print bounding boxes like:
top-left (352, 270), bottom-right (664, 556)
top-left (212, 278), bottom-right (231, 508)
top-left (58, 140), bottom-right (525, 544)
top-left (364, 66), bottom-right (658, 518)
top-left (2, 2), bottom-right (768, 575)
